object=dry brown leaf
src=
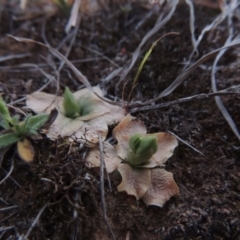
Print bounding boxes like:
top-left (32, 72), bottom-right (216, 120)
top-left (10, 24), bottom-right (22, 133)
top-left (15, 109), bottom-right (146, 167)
top-left (143, 132), bottom-right (178, 168)
top-left (142, 168), bottom-right (179, 207)
top-left (117, 163), bottom-right (151, 200)
top-left (47, 113), bottom-right (84, 139)
top-left (73, 117), bottom-right (108, 146)
top-left (26, 91), bottom-right (61, 114)
top-left (85, 141), bottom-right (121, 173)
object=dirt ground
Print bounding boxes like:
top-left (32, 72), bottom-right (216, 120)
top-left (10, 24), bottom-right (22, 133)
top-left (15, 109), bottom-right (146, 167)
top-left (0, 1), bottom-right (240, 239)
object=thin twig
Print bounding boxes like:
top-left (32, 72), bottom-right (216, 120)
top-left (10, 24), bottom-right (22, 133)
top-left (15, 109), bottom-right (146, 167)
top-left (185, 0), bottom-right (197, 55)
top-left (0, 226), bottom-right (14, 233)
top-left (65, 0), bottom-right (81, 33)
top-left (8, 35), bottom-right (124, 106)
top-left (1, 168), bottom-right (21, 188)
top-left (211, 6), bottom-right (240, 140)
top-left (98, 133), bottom-right (116, 240)
top-left (9, 63), bottom-right (56, 105)
top-left (130, 89), bottom-right (240, 113)
top-left (21, 202), bottom-right (48, 240)
top-left (8, 35), bottom-right (94, 91)
top-left (0, 205), bottom-right (19, 212)
top-left (0, 158), bottom-right (14, 185)
top-left (185, 0), bottom-right (240, 68)
top-left (82, 46), bottom-right (120, 68)
top-left (0, 58), bottom-right (103, 72)
top-left (117, 0), bottom-right (179, 88)
top-left (58, 14), bottom-right (81, 72)
top-left (168, 131), bottom-right (204, 156)
top-left (102, 0), bottom-right (179, 85)
top-left (6, 104), bottom-right (26, 116)
top-left (150, 37), bottom-right (240, 102)
top-left (0, 53), bottom-right (30, 63)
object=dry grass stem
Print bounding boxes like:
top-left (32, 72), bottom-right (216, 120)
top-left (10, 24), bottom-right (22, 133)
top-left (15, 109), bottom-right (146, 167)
top-left (8, 35), bottom-right (94, 91)
top-left (0, 53), bottom-right (30, 63)
top-left (130, 89), bottom-right (240, 112)
top-left (21, 202), bottom-right (48, 240)
top-left (103, 0), bottom-right (179, 87)
top-left (65, 0), bottom-right (81, 33)
top-left (211, 18), bottom-right (240, 140)
top-left (168, 131), bottom-right (204, 156)
top-left (0, 158), bottom-right (14, 185)
top-left (98, 133), bottom-right (116, 240)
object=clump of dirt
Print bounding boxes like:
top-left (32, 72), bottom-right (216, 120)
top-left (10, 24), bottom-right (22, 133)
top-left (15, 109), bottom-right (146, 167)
top-left (0, 1), bottom-right (240, 239)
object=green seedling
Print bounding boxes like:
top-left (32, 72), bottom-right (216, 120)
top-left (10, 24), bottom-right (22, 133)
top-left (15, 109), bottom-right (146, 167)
top-left (63, 87), bottom-right (81, 118)
top-left (63, 87), bottom-right (95, 119)
top-left (127, 133), bottom-right (158, 167)
top-left (0, 97), bottom-right (49, 162)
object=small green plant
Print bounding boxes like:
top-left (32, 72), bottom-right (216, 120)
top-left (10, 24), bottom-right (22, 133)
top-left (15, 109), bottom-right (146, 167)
top-left (0, 97), bottom-right (49, 162)
top-left (63, 87), bottom-right (81, 118)
top-left (26, 86), bottom-right (125, 145)
top-left (86, 114), bottom-right (179, 207)
top-left (127, 133), bottom-right (158, 167)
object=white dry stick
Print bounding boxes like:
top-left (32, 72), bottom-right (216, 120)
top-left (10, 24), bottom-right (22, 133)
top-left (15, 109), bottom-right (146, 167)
top-left (152, 37), bottom-right (240, 102)
top-left (65, 0), bottom-right (82, 33)
top-left (125, 231), bottom-right (130, 240)
top-left (102, 0), bottom-right (179, 85)
top-left (8, 35), bottom-right (94, 91)
top-left (168, 131), bottom-right (204, 156)
top-left (98, 133), bottom-right (116, 240)
top-left (129, 87), bottom-right (240, 112)
top-left (0, 53), bottom-right (30, 63)
top-left (211, 11), bottom-right (240, 140)
top-left (186, 0), bottom-right (240, 67)
top-left (0, 205), bottom-right (19, 212)
top-left (21, 203), bottom-right (48, 240)
top-left (59, 14), bottom-right (81, 72)
top-left (116, 0), bottom-right (179, 88)
top-left (0, 158), bottom-right (14, 185)
top-left (20, 0), bottom-right (27, 10)
top-left (8, 35), bottom-right (123, 106)
top-left (185, 0), bottom-right (197, 55)
top-left (10, 63), bottom-right (56, 105)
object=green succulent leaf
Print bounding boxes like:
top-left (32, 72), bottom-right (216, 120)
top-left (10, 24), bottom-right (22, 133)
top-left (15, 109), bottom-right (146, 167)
top-left (12, 115), bottom-right (20, 125)
top-left (0, 120), bottom-right (10, 130)
top-left (14, 123), bottom-right (23, 136)
top-left (63, 87), bottom-right (80, 118)
top-left (0, 132), bottom-right (21, 148)
top-left (126, 150), bottom-right (147, 167)
top-left (14, 114), bottom-right (49, 137)
top-left (25, 114), bottom-right (49, 135)
top-left (129, 133), bottom-right (142, 153)
top-left (127, 134), bottom-right (158, 167)
top-left (0, 97), bottom-right (13, 129)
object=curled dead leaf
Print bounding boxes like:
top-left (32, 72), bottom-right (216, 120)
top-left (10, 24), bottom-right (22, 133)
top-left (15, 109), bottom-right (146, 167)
top-left (143, 132), bottom-right (178, 168)
top-left (86, 141), bottom-right (121, 173)
top-left (142, 168), bottom-right (179, 207)
top-left (117, 163), bottom-right (151, 200)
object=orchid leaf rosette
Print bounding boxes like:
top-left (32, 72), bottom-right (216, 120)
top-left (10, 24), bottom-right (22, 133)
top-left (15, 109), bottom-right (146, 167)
top-left (0, 97), bottom-right (49, 162)
top-left (26, 87), bottom-right (125, 145)
top-left (86, 114), bottom-right (179, 207)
